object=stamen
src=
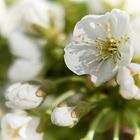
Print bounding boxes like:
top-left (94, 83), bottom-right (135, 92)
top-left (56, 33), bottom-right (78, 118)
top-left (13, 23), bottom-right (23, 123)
top-left (83, 58), bottom-right (97, 69)
top-left (106, 20), bottom-right (111, 33)
top-left (73, 20), bottom-right (129, 73)
top-left (95, 31), bottom-right (129, 64)
top-left (72, 34), bottom-right (96, 46)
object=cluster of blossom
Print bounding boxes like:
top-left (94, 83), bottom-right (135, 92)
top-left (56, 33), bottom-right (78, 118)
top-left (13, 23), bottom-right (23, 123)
top-left (1, 81), bottom-right (46, 140)
top-left (0, 0), bottom-right (65, 82)
top-left (1, 80), bottom-right (91, 140)
top-left (1, 0), bottom-right (140, 139)
top-left (0, 0), bottom-right (66, 139)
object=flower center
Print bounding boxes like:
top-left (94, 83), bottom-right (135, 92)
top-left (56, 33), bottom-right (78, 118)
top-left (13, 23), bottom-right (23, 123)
top-left (95, 33), bottom-right (129, 63)
top-left (95, 20), bottom-right (129, 63)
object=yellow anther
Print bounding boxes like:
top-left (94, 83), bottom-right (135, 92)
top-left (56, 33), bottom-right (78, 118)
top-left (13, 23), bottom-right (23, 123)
top-left (78, 35), bottom-right (84, 40)
top-left (36, 89), bottom-right (46, 97)
top-left (110, 39), bottom-right (114, 43)
top-left (71, 110), bottom-right (80, 118)
top-left (84, 64), bottom-right (89, 68)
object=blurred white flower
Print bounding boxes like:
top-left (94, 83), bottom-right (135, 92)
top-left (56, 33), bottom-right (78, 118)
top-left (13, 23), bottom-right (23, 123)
top-left (104, 0), bottom-right (122, 7)
top-left (0, 0), bottom-right (6, 25)
top-left (70, 0), bottom-right (86, 3)
top-left (5, 82), bottom-right (46, 109)
top-left (8, 58), bottom-right (43, 82)
top-left (7, 31), bottom-right (44, 82)
top-left (0, 0), bottom-right (23, 37)
top-left (117, 63), bottom-right (140, 100)
top-left (129, 15), bottom-right (140, 58)
top-left (51, 106), bottom-right (78, 127)
top-left (0, 0), bottom-right (65, 37)
top-left (8, 32), bottom-right (42, 60)
top-left (0, 0), bottom-right (65, 82)
top-left (64, 9), bottom-right (133, 84)
top-left (7, 31), bottom-right (43, 82)
top-left (87, 0), bottom-right (106, 14)
top-left (22, 0), bottom-right (65, 32)
top-left (1, 111), bottom-right (43, 140)
top-left (124, 0), bottom-right (140, 15)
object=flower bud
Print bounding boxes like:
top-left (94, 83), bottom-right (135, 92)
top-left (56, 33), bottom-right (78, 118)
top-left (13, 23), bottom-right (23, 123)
top-left (51, 101), bottom-right (91, 127)
top-left (5, 80), bottom-right (55, 110)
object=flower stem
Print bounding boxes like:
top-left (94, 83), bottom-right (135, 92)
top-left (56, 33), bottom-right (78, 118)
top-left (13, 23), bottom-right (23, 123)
top-left (55, 76), bottom-right (85, 84)
top-left (113, 113), bottom-right (120, 140)
top-left (125, 109), bottom-right (140, 140)
top-left (82, 108), bottom-right (110, 140)
top-left (46, 90), bottom-right (76, 114)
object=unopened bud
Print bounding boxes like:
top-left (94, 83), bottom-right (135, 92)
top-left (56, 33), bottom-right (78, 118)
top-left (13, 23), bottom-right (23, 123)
top-left (51, 101), bottom-right (91, 127)
top-left (5, 80), bottom-right (55, 110)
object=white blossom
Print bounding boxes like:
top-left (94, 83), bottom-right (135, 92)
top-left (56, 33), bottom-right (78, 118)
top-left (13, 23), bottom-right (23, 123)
top-left (22, 0), bottom-right (65, 32)
top-left (51, 106), bottom-right (78, 127)
top-left (64, 9), bottom-right (133, 84)
top-left (117, 63), bottom-right (140, 100)
top-left (87, 0), bottom-right (106, 14)
top-left (70, 0), bottom-right (86, 3)
top-left (5, 82), bottom-right (46, 109)
top-left (0, 0), bottom-right (6, 26)
top-left (8, 32), bottom-right (42, 60)
top-left (1, 111), bottom-right (43, 140)
top-left (7, 31), bottom-right (43, 82)
top-left (0, 0), bottom-right (65, 82)
top-left (130, 16), bottom-right (140, 57)
top-left (0, 0), bottom-right (65, 37)
top-left (8, 58), bottom-right (43, 82)
top-left (124, 0), bottom-right (140, 15)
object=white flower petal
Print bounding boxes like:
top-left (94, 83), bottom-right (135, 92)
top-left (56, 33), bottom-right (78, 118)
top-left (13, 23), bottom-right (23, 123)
top-left (117, 67), bottom-right (134, 86)
top-left (111, 9), bottom-right (132, 36)
top-left (120, 85), bottom-right (139, 99)
top-left (118, 40), bottom-right (133, 67)
top-left (25, 117), bottom-right (44, 140)
top-left (73, 14), bottom-right (115, 40)
top-left (64, 43), bottom-right (98, 75)
top-left (117, 67), bottom-right (140, 99)
top-left (91, 60), bottom-right (118, 84)
top-left (0, 0), bottom-right (24, 37)
top-left (110, 9), bottom-right (133, 66)
top-left (22, 0), bottom-right (65, 31)
top-left (0, 0), bottom-right (6, 25)
top-left (8, 31), bottom-right (42, 59)
top-left (51, 107), bottom-right (78, 127)
top-left (128, 63), bottom-right (140, 74)
top-left (8, 58), bottom-right (42, 82)
top-left (1, 112), bottom-right (43, 140)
